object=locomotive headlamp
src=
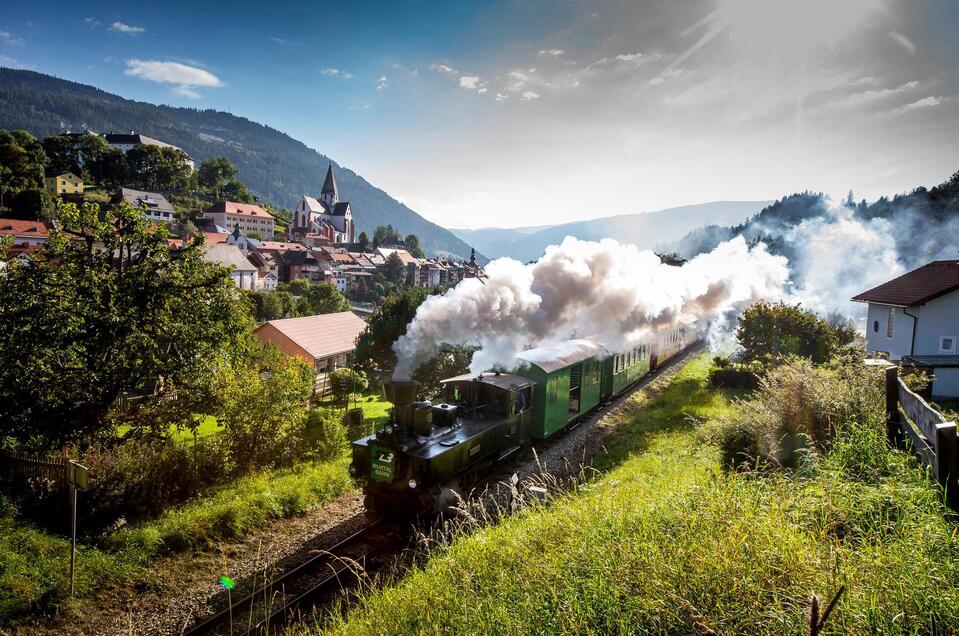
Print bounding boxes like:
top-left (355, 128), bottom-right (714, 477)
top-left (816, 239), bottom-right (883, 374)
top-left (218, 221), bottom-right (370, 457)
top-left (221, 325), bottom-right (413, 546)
top-left (408, 479), bottom-right (418, 489)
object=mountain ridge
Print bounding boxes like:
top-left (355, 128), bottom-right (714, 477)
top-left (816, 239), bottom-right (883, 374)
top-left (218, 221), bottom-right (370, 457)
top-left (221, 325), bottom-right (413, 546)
top-left (0, 68), bottom-right (484, 262)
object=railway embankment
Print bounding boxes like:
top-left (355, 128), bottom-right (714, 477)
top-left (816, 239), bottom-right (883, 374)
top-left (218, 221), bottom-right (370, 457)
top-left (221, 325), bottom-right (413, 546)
top-left (301, 352), bottom-right (959, 635)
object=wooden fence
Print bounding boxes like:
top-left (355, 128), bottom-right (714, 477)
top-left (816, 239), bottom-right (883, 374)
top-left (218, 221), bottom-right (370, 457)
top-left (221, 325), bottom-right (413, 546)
top-left (0, 450), bottom-right (69, 496)
top-left (884, 366), bottom-right (958, 506)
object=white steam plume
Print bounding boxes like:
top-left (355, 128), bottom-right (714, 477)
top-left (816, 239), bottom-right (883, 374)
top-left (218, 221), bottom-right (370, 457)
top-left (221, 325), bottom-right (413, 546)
top-left (392, 236), bottom-right (789, 379)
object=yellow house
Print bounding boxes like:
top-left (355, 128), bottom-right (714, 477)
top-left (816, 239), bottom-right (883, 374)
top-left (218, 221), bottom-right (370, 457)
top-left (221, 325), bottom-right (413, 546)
top-left (45, 172), bottom-right (84, 196)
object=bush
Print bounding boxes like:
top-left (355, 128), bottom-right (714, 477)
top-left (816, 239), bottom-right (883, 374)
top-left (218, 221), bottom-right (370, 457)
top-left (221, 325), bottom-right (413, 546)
top-left (736, 301), bottom-right (852, 365)
top-left (303, 408), bottom-right (348, 461)
top-left (708, 366), bottom-right (759, 389)
top-left (706, 353), bottom-right (884, 470)
top-left (329, 368), bottom-right (368, 406)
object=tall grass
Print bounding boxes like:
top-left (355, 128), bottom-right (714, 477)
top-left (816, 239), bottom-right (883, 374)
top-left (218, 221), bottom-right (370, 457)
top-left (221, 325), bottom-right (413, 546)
top-left (302, 353), bottom-right (959, 635)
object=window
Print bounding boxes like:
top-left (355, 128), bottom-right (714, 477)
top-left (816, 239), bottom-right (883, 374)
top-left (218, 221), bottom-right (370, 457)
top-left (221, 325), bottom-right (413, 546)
top-left (886, 307), bottom-right (895, 338)
top-left (873, 320), bottom-right (879, 333)
top-left (941, 336), bottom-right (956, 354)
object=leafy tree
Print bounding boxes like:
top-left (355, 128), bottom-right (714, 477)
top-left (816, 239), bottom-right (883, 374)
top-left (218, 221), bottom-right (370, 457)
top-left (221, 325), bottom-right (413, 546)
top-left (373, 224), bottom-right (403, 249)
top-left (383, 251), bottom-right (407, 287)
top-left (213, 350), bottom-right (314, 470)
top-left (354, 286), bottom-right (474, 394)
top-left (0, 200), bottom-right (253, 450)
top-left (0, 130), bottom-right (46, 209)
top-left (41, 133), bottom-right (111, 182)
top-left (736, 301), bottom-right (845, 365)
top-left (405, 234), bottom-right (425, 258)
top-left (9, 188), bottom-right (52, 220)
top-left (125, 144), bottom-right (193, 192)
top-left (221, 178), bottom-right (254, 204)
top-left (88, 146), bottom-right (128, 190)
top-left (299, 282), bottom-right (351, 315)
top-left (357, 231), bottom-right (370, 252)
top-left (197, 156), bottom-right (238, 199)
top-left (329, 368), bottom-right (368, 407)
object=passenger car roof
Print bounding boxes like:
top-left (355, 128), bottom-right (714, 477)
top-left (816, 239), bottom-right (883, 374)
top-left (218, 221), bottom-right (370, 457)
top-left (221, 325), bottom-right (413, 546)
top-left (514, 339), bottom-right (609, 373)
top-left (441, 373), bottom-right (537, 390)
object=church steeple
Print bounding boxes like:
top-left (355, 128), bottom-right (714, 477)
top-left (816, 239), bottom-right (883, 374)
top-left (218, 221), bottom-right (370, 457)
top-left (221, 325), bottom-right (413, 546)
top-left (320, 162), bottom-right (339, 208)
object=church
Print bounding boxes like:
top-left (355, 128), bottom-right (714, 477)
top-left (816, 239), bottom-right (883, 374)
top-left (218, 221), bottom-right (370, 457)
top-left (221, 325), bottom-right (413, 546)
top-left (292, 163), bottom-right (355, 243)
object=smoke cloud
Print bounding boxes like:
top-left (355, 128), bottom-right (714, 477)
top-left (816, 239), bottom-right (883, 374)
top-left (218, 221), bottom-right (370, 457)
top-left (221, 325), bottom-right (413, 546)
top-left (392, 236), bottom-right (789, 379)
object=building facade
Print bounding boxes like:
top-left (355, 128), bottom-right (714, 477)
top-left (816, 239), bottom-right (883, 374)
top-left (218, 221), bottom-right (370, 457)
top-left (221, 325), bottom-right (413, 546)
top-left (203, 201), bottom-right (275, 236)
top-left (113, 188), bottom-right (176, 223)
top-left (45, 172), bottom-right (84, 196)
top-left (292, 163), bottom-right (355, 243)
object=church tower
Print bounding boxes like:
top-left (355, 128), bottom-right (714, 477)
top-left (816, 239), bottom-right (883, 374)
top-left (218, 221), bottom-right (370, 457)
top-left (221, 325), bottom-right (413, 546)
top-left (319, 162), bottom-right (339, 209)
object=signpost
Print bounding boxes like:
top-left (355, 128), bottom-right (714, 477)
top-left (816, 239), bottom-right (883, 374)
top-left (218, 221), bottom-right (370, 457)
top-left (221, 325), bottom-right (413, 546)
top-left (67, 460), bottom-right (88, 597)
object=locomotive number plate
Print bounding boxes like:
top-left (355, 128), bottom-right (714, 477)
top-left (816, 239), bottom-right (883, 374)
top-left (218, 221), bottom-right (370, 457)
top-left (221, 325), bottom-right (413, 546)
top-left (370, 445), bottom-right (396, 482)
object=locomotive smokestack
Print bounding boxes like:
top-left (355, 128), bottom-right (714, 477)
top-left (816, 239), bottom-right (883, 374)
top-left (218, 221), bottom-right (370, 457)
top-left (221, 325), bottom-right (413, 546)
top-left (382, 380), bottom-right (419, 406)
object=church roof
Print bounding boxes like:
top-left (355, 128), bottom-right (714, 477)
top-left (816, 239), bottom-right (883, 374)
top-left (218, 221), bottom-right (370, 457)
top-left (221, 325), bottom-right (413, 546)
top-left (321, 163), bottom-right (339, 199)
top-left (300, 195), bottom-right (327, 213)
top-left (332, 201), bottom-right (351, 217)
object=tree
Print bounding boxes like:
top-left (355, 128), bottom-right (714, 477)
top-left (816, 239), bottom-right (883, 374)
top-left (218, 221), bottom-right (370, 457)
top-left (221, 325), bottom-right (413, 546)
top-left (221, 178), bottom-right (254, 204)
top-left (736, 301), bottom-right (844, 365)
top-left (9, 188), bottom-right (52, 221)
top-left (299, 282), bottom-right (351, 315)
top-left (198, 157), bottom-right (238, 200)
top-left (373, 224), bottom-right (402, 248)
top-left (214, 349), bottom-right (314, 470)
top-left (41, 133), bottom-right (111, 182)
top-left (405, 234), bottom-right (426, 258)
top-left (383, 252), bottom-right (407, 288)
top-left (0, 200), bottom-right (253, 450)
top-left (87, 146), bottom-right (128, 190)
top-left (0, 130), bottom-right (46, 209)
top-left (354, 286), bottom-right (474, 394)
top-left (126, 144), bottom-right (193, 192)
top-left (329, 368), bottom-right (368, 407)
top-left (357, 231), bottom-right (370, 252)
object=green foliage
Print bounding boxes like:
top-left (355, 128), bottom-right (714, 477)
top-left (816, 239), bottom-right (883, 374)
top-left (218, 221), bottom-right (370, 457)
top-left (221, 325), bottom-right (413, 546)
top-left (0, 200), bottom-right (253, 450)
top-left (125, 144), bottom-right (193, 192)
top-left (41, 133), bottom-right (112, 183)
top-left (382, 251), bottom-right (407, 286)
top-left (404, 234), bottom-right (425, 258)
top-left (736, 301), bottom-right (848, 365)
top-left (251, 281), bottom-right (350, 322)
top-left (221, 177), bottom-right (254, 203)
top-left (9, 187), bottom-right (52, 220)
top-left (705, 351), bottom-right (885, 470)
top-left (302, 407), bottom-right (349, 461)
top-left (107, 457), bottom-right (352, 559)
top-left (329, 368), bottom-right (368, 406)
top-left (310, 355), bottom-right (959, 636)
top-left (357, 231), bottom-right (370, 252)
top-left (213, 351), bottom-right (314, 470)
top-left (197, 156), bottom-right (238, 199)
top-left (372, 224), bottom-right (403, 248)
top-left (0, 129), bottom-right (45, 208)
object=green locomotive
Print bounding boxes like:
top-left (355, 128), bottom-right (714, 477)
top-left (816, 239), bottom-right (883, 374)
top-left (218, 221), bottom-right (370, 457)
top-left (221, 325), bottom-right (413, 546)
top-left (350, 326), bottom-right (697, 515)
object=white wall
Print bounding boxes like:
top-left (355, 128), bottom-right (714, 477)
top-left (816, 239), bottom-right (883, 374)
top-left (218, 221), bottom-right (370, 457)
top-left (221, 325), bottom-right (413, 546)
top-left (865, 303), bottom-right (916, 360)
top-left (933, 368), bottom-right (959, 400)
top-left (914, 291), bottom-right (959, 356)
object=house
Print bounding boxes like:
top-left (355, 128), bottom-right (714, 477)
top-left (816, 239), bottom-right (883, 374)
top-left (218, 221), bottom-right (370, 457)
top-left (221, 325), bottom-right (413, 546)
top-left (45, 172), bottom-right (83, 196)
top-left (105, 132), bottom-right (195, 170)
top-left (292, 163), bottom-right (355, 243)
top-left (852, 260), bottom-right (959, 398)
top-left (254, 311), bottom-right (367, 374)
top-left (258, 271), bottom-right (278, 291)
top-left (113, 188), bottom-right (176, 223)
top-left (0, 218), bottom-right (49, 256)
top-left (203, 243), bottom-right (258, 290)
top-left (203, 201), bottom-right (275, 236)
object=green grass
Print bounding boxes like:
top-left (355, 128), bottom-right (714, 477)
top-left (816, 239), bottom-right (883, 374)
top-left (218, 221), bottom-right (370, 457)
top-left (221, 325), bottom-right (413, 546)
top-left (107, 455), bottom-right (353, 560)
top-left (305, 353), bottom-right (959, 635)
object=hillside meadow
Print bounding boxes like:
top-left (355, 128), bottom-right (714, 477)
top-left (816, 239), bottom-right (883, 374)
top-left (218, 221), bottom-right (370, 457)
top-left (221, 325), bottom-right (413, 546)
top-left (304, 354), bottom-right (959, 635)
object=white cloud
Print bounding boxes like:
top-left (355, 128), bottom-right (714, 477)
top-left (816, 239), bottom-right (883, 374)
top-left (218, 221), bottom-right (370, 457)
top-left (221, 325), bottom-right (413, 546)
top-left (459, 75), bottom-right (481, 90)
top-left (322, 68), bottom-right (353, 79)
top-left (521, 91), bottom-right (540, 101)
top-left (349, 102), bottom-right (373, 111)
top-left (538, 48), bottom-right (565, 57)
top-left (377, 75), bottom-right (389, 90)
top-left (0, 31), bottom-right (25, 46)
top-left (495, 92), bottom-right (509, 102)
top-left (84, 17), bottom-right (100, 27)
top-left (833, 80), bottom-right (919, 109)
top-left (889, 31), bottom-right (916, 55)
top-left (430, 63), bottom-right (458, 75)
top-left (647, 68), bottom-right (684, 85)
top-left (125, 59), bottom-right (222, 97)
top-left (615, 53), bottom-right (642, 62)
top-left (110, 21), bottom-right (145, 34)
top-left (889, 96), bottom-right (942, 115)
top-left (0, 54), bottom-right (33, 69)
top-left (478, 87), bottom-right (488, 94)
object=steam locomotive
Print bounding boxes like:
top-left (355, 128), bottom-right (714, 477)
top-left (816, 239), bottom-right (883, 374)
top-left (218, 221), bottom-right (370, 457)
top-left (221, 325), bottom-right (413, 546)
top-left (349, 324), bottom-right (699, 515)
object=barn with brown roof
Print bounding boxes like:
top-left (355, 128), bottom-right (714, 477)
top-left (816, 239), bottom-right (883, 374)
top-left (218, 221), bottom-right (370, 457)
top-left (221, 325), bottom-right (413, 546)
top-left (254, 311), bottom-right (367, 374)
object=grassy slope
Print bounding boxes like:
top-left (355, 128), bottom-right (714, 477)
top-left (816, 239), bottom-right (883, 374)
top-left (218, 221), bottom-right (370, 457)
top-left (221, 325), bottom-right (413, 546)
top-left (311, 354), bottom-right (959, 635)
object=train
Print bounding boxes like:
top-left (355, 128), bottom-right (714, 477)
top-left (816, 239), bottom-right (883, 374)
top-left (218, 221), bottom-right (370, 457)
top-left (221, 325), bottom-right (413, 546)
top-left (349, 323), bottom-right (700, 515)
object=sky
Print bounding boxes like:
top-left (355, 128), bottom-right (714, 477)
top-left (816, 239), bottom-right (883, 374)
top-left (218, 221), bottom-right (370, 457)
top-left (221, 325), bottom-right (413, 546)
top-left (1, 0), bottom-right (957, 230)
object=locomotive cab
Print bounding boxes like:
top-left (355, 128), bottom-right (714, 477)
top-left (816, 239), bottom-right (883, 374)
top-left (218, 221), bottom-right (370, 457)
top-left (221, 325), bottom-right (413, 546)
top-left (350, 374), bottom-right (536, 516)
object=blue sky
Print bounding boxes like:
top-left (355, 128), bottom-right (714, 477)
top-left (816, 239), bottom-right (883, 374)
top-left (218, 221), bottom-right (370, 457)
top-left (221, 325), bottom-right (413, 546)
top-left (1, 0), bottom-right (958, 229)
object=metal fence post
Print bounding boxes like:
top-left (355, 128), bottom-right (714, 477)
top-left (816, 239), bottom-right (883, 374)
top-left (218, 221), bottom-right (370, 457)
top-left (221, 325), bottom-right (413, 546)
top-left (885, 366), bottom-right (904, 447)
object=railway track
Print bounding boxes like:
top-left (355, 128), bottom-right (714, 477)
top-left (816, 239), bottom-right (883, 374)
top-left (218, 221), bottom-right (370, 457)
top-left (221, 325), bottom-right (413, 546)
top-left (183, 518), bottom-right (408, 636)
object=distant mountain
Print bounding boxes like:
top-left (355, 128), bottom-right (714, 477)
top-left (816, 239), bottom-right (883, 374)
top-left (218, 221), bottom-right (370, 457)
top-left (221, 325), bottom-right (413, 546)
top-left (0, 68), bottom-right (483, 262)
top-left (452, 201), bottom-right (771, 262)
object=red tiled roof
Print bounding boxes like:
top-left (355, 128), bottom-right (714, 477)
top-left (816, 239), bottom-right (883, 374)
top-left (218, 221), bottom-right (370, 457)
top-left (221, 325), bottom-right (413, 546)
top-left (852, 260), bottom-right (959, 307)
top-left (260, 241), bottom-right (308, 252)
top-left (205, 201), bottom-right (274, 219)
top-left (203, 232), bottom-right (230, 245)
top-left (0, 218), bottom-right (50, 238)
top-left (256, 311), bottom-right (367, 360)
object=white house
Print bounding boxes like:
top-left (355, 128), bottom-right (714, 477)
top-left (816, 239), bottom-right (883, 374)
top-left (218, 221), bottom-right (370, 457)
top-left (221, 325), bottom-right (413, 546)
top-left (852, 259), bottom-right (959, 398)
top-left (203, 201), bottom-right (275, 236)
top-left (203, 243), bottom-right (258, 290)
top-left (258, 271), bottom-right (278, 291)
top-left (113, 188), bottom-right (176, 223)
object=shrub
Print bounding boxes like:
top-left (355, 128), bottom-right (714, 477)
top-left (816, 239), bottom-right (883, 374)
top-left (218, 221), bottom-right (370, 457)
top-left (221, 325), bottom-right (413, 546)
top-left (329, 368), bottom-right (368, 406)
top-left (706, 354), bottom-right (884, 470)
top-left (736, 301), bottom-right (851, 365)
top-left (303, 407), bottom-right (348, 461)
